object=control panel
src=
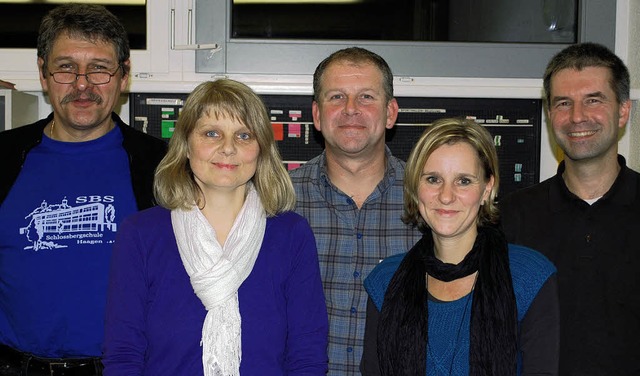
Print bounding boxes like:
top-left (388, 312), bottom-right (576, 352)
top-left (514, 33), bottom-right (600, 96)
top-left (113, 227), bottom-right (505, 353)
top-left (130, 93), bottom-right (541, 198)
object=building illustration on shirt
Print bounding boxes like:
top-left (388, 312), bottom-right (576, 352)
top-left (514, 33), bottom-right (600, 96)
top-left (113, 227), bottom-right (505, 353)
top-left (19, 197), bottom-right (116, 251)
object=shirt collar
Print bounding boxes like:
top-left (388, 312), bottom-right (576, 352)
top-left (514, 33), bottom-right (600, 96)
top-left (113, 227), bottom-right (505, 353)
top-left (318, 146), bottom-right (400, 197)
top-left (549, 155), bottom-right (637, 210)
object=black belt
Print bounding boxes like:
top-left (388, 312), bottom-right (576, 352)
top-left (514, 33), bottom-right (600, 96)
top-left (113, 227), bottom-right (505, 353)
top-left (0, 345), bottom-right (102, 376)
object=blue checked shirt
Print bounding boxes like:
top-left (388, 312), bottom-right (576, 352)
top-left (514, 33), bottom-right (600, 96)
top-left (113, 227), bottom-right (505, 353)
top-left (290, 147), bottom-right (422, 375)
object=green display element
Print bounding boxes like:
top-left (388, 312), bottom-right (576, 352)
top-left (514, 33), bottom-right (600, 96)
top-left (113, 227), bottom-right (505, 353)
top-left (161, 120), bottom-right (175, 139)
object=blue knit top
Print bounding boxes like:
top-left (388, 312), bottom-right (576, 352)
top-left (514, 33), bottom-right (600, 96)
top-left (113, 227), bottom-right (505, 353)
top-left (364, 244), bottom-right (556, 375)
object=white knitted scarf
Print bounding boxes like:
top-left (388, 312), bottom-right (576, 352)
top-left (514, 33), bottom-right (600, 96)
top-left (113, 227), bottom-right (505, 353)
top-left (171, 184), bottom-right (266, 376)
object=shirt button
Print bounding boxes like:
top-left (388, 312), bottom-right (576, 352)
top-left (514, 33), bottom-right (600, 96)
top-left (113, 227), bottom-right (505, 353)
top-left (350, 307), bottom-right (357, 314)
top-left (347, 347), bottom-right (353, 353)
top-left (357, 233), bottom-right (363, 239)
top-left (586, 234), bottom-right (591, 243)
top-left (353, 271), bottom-right (360, 278)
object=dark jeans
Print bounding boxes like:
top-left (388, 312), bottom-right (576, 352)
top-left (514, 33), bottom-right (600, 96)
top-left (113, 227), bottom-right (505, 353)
top-left (0, 345), bottom-right (102, 376)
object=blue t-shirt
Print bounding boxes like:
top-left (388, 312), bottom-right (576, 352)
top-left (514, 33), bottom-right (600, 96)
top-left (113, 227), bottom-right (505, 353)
top-left (0, 126), bottom-right (138, 357)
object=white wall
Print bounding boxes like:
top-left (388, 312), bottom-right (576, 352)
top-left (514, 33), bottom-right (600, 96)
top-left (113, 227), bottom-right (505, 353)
top-left (626, 0), bottom-right (640, 172)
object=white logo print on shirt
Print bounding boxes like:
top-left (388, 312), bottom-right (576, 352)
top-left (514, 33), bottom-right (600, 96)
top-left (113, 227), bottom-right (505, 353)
top-left (19, 197), bottom-right (117, 251)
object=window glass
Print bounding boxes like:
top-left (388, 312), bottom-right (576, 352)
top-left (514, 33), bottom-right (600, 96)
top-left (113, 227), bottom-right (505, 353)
top-left (231, 0), bottom-right (576, 44)
top-left (0, 2), bottom-right (146, 49)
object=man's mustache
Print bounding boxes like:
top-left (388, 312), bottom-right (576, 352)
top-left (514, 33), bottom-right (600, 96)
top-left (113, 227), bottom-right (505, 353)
top-left (61, 92), bottom-right (103, 105)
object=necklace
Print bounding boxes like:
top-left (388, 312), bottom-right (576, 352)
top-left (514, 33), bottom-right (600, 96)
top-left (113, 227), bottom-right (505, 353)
top-left (426, 272), bottom-right (478, 376)
top-left (50, 120), bottom-right (55, 139)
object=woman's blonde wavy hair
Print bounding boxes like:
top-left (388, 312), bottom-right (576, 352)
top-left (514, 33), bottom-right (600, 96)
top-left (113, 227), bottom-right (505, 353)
top-left (153, 79), bottom-right (295, 216)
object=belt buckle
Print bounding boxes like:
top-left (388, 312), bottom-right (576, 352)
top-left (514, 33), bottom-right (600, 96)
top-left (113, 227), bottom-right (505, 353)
top-left (48, 361), bottom-right (68, 376)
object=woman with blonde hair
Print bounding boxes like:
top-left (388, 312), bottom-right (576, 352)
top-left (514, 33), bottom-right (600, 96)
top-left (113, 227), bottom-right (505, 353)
top-left (361, 118), bottom-right (559, 375)
top-left (103, 79), bottom-right (328, 375)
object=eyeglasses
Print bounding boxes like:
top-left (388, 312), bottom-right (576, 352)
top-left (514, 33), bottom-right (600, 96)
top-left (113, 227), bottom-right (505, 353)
top-left (48, 65), bottom-right (122, 85)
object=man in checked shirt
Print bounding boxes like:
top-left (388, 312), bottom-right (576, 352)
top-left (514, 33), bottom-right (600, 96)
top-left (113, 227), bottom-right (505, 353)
top-left (290, 47), bottom-right (422, 375)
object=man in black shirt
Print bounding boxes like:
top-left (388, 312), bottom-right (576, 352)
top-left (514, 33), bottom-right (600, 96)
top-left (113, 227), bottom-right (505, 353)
top-left (499, 43), bottom-right (640, 375)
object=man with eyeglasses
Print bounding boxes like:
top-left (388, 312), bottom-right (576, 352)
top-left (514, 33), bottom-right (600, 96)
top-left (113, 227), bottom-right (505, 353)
top-left (0, 4), bottom-right (166, 376)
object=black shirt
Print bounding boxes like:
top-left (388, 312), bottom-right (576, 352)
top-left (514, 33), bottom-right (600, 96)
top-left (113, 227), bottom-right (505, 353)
top-left (499, 156), bottom-right (640, 376)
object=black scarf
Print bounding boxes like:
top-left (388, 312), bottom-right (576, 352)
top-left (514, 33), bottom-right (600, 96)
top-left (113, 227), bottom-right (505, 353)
top-left (377, 225), bottom-right (517, 375)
